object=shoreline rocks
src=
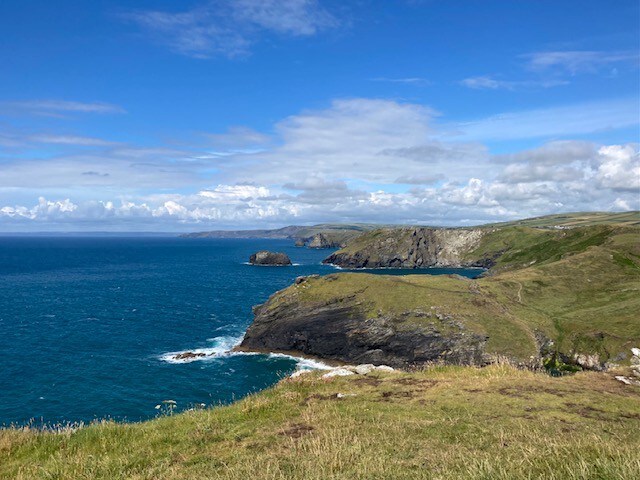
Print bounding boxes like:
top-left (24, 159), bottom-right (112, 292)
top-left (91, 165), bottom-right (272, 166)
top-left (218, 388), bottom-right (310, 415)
top-left (249, 251), bottom-right (292, 266)
top-left (172, 351), bottom-right (208, 361)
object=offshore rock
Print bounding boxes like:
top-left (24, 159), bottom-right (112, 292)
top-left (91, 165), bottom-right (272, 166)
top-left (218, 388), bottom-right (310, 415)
top-left (249, 251), bottom-right (292, 266)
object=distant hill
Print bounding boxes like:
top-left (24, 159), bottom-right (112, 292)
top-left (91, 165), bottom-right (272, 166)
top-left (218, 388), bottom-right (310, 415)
top-left (180, 223), bottom-right (385, 248)
top-left (181, 212), bottom-right (640, 239)
top-left (485, 211), bottom-right (640, 228)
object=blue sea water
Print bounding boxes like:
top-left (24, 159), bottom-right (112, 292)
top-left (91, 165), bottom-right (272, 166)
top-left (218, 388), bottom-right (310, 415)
top-left (0, 237), bottom-right (482, 426)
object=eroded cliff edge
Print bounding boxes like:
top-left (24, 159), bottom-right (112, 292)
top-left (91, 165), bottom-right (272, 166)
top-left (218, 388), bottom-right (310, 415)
top-left (239, 274), bottom-right (491, 368)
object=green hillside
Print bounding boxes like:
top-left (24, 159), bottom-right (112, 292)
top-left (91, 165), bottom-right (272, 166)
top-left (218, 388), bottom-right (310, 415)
top-left (263, 224), bottom-right (640, 364)
top-left (484, 211), bottom-right (640, 228)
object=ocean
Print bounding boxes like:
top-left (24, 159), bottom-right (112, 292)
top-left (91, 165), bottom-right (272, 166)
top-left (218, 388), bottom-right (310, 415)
top-left (0, 236), bottom-right (482, 426)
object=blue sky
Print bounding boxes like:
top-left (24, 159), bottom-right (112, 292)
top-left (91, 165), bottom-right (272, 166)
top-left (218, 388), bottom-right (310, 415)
top-left (0, 0), bottom-right (638, 231)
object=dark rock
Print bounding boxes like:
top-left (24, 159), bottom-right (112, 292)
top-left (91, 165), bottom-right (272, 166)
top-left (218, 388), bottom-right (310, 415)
top-left (294, 239), bottom-right (306, 247)
top-left (249, 251), bottom-right (292, 266)
top-left (173, 351), bottom-right (208, 360)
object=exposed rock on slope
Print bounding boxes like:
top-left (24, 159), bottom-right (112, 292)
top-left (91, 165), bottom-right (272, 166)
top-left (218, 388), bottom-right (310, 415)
top-left (306, 233), bottom-right (344, 249)
top-left (240, 275), bottom-right (489, 368)
top-left (249, 251), bottom-right (292, 266)
top-left (324, 227), bottom-right (488, 268)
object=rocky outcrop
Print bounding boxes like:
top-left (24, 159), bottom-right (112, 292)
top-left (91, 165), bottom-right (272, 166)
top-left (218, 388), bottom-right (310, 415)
top-left (173, 351), bottom-right (207, 360)
top-left (249, 251), bottom-right (292, 266)
top-left (239, 281), bottom-right (489, 369)
top-left (324, 228), bottom-right (489, 269)
top-left (306, 233), bottom-right (344, 249)
top-left (615, 348), bottom-right (640, 386)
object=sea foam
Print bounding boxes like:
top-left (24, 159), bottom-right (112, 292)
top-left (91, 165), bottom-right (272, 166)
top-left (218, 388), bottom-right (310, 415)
top-left (159, 335), bottom-right (247, 364)
top-left (159, 336), bottom-right (332, 371)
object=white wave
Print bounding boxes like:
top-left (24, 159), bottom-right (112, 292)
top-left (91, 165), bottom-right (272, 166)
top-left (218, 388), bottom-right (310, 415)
top-left (242, 262), bottom-right (300, 266)
top-left (160, 336), bottom-right (332, 373)
top-left (267, 352), bottom-right (333, 371)
top-left (159, 335), bottom-right (246, 364)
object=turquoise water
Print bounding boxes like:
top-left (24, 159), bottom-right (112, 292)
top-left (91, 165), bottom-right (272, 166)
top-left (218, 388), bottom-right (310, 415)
top-left (0, 237), bottom-right (482, 426)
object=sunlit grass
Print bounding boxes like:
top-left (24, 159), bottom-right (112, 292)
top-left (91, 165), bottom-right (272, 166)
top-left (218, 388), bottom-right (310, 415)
top-left (2, 365), bottom-right (639, 479)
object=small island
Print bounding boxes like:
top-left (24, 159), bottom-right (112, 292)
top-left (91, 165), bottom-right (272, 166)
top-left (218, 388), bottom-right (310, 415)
top-left (248, 250), bottom-right (292, 266)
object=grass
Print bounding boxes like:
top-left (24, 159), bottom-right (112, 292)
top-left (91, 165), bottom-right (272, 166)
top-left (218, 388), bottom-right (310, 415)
top-left (2, 364), bottom-right (639, 479)
top-left (483, 211), bottom-right (640, 228)
top-left (270, 224), bottom-right (640, 363)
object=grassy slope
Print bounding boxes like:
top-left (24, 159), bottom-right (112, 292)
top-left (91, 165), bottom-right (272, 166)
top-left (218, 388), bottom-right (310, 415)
top-left (275, 225), bottom-right (640, 361)
top-left (484, 211), bottom-right (640, 228)
top-left (481, 229), bottom-right (640, 356)
top-left (2, 365), bottom-right (639, 480)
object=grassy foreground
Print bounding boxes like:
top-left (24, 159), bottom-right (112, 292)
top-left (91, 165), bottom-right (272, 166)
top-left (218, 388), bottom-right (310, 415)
top-left (2, 365), bottom-right (639, 480)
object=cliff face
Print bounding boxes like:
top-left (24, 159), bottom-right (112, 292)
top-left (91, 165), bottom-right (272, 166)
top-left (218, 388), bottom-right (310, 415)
top-left (324, 228), bottom-right (489, 269)
top-left (239, 274), bottom-right (495, 368)
top-left (305, 233), bottom-right (345, 249)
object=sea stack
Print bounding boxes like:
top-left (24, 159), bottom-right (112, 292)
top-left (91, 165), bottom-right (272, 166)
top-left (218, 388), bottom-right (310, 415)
top-left (249, 251), bottom-right (292, 266)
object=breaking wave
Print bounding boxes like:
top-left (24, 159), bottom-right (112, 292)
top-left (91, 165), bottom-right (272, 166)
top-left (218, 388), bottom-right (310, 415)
top-left (159, 336), bottom-right (332, 372)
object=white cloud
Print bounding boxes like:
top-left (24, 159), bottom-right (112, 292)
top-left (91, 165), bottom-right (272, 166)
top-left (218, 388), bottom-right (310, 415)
top-left (460, 76), bottom-right (569, 90)
top-left (204, 126), bottom-right (272, 148)
top-left (370, 77), bottom-right (431, 86)
top-left (28, 134), bottom-right (118, 147)
top-left (123, 0), bottom-right (339, 58)
top-left (198, 184), bottom-right (271, 201)
top-left (221, 98), bottom-right (488, 186)
top-left (452, 98), bottom-right (639, 141)
top-left (494, 140), bottom-right (597, 165)
top-left (596, 144), bottom-right (640, 191)
top-left (3, 100), bottom-right (125, 116)
top-left (1, 97), bottom-right (638, 231)
top-left (523, 50), bottom-right (639, 75)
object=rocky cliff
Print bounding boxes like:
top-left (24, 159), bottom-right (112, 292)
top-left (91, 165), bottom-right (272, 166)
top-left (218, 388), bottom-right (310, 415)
top-left (240, 224), bottom-right (640, 370)
top-left (239, 274), bottom-right (490, 368)
top-left (324, 227), bottom-right (491, 269)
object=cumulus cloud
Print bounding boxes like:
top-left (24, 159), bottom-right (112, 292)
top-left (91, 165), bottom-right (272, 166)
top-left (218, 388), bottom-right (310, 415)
top-left (596, 145), bottom-right (640, 191)
top-left (218, 98), bottom-right (491, 186)
top-left (123, 0), bottom-right (339, 58)
top-left (1, 97), bottom-right (638, 231)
